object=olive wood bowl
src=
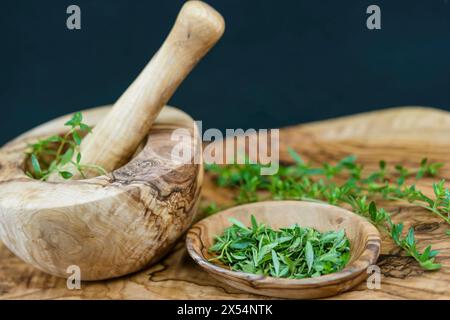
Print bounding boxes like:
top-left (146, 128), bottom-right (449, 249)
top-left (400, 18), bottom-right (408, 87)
top-left (0, 105), bottom-right (202, 280)
top-left (186, 201), bottom-right (381, 299)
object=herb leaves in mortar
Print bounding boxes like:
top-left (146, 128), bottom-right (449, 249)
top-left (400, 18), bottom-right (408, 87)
top-left (26, 112), bottom-right (106, 181)
top-left (209, 215), bottom-right (350, 279)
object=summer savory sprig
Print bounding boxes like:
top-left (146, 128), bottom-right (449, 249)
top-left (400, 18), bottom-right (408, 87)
top-left (209, 215), bottom-right (350, 279)
top-left (26, 112), bottom-right (106, 180)
top-left (205, 150), bottom-right (446, 270)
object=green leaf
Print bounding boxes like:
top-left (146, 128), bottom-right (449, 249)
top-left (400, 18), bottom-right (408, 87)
top-left (287, 147), bottom-right (304, 164)
top-left (230, 252), bottom-right (247, 260)
top-left (208, 240), bottom-right (225, 252)
top-left (65, 112), bottom-right (82, 127)
top-left (46, 135), bottom-right (62, 143)
top-left (73, 131), bottom-right (81, 145)
top-left (419, 260), bottom-right (441, 270)
top-left (228, 218), bottom-right (249, 230)
top-left (320, 232), bottom-right (338, 243)
top-left (251, 214), bottom-right (258, 233)
top-left (429, 249), bottom-right (439, 258)
top-left (79, 123), bottom-right (92, 132)
top-left (406, 228), bottom-right (415, 248)
top-left (257, 243), bottom-right (277, 265)
top-left (338, 155), bottom-right (357, 167)
top-left (59, 171), bottom-right (73, 179)
top-left (60, 148), bottom-right (74, 165)
top-left (420, 245), bottom-right (431, 261)
top-left (334, 229), bottom-right (345, 243)
top-left (288, 237), bottom-right (302, 251)
top-left (230, 239), bottom-right (252, 250)
top-left (305, 241), bottom-right (314, 273)
top-left (318, 251), bottom-right (339, 263)
top-left (391, 223), bottom-right (404, 244)
top-left (30, 154), bottom-right (42, 177)
top-left (271, 250), bottom-right (280, 276)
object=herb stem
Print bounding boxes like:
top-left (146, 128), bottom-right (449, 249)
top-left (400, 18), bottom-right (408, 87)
top-left (386, 196), bottom-right (450, 224)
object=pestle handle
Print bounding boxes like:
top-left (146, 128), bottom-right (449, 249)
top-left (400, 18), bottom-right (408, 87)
top-left (54, 1), bottom-right (224, 180)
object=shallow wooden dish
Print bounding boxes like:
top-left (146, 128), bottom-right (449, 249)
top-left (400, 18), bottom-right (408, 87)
top-left (186, 200), bottom-right (381, 299)
top-left (0, 105), bottom-right (203, 280)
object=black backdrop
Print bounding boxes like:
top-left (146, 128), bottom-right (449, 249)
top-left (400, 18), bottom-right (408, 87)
top-left (1, 0), bottom-right (450, 144)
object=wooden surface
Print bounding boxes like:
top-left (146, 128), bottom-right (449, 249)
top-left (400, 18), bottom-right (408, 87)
top-left (0, 106), bottom-right (202, 280)
top-left (186, 201), bottom-right (380, 299)
top-left (0, 106), bottom-right (449, 299)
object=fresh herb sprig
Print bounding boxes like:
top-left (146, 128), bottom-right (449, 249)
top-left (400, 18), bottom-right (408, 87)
top-left (26, 112), bottom-right (106, 180)
top-left (209, 215), bottom-right (351, 279)
top-left (205, 150), bottom-right (446, 270)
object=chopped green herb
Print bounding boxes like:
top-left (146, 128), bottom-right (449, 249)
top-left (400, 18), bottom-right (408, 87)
top-left (209, 215), bottom-right (350, 279)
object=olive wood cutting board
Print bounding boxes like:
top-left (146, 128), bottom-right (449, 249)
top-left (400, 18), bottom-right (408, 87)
top-left (0, 106), bottom-right (449, 299)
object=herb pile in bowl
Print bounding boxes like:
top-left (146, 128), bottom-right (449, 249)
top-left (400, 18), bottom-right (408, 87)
top-left (209, 215), bottom-right (350, 279)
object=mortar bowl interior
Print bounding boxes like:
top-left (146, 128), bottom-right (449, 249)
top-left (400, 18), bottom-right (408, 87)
top-left (0, 105), bottom-right (203, 280)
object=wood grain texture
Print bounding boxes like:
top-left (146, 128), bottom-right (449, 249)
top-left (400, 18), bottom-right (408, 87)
top-left (0, 106), bottom-right (202, 280)
top-left (0, 106), bottom-right (449, 299)
top-left (186, 201), bottom-right (381, 299)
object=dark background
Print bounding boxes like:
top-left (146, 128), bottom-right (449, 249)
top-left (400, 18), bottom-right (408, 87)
top-left (1, 0), bottom-right (450, 145)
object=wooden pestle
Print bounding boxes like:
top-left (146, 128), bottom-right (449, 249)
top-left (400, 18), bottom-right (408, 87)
top-left (50, 1), bottom-right (224, 180)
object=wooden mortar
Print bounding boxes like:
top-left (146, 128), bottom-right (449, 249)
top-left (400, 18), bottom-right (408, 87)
top-left (0, 1), bottom-right (224, 280)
